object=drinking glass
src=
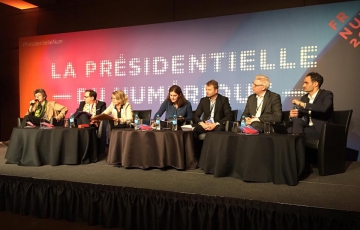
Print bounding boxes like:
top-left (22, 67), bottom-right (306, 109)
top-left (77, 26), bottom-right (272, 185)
top-left (264, 122), bottom-right (271, 134)
top-left (164, 121), bottom-right (172, 130)
top-left (232, 121), bottom-right (239, 133)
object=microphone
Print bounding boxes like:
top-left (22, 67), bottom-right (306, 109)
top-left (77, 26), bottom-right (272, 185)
top-left (30, 99), bottom-right (38, 105)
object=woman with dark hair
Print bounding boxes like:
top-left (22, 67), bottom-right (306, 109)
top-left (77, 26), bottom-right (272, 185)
top-left (21, 88), bottom-right (68, 127)
top-left (154, 85), bottom-right (193, 125)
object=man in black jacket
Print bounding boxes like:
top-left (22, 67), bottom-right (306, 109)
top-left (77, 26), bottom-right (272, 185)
top-left (289, 72), bottom-right (333, 139)
top-left (75, 89), bottom-right (106, 125)
top-left (192, 79), bottom-right (233, 134)
top-left (242, 75), bottom-right (282, 131)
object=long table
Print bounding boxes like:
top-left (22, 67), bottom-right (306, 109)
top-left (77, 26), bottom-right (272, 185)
top-left (199, 132), bottom-right (305, 185)
top-left (5, 127), bottom-right (98, 166)
top-left (107, 129), bottom-right (198, 170)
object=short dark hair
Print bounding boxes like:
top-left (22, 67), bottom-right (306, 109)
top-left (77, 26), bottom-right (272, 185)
top-left (206, 79), bottom-right (219, 89)
top-left (33, 89), bottom-right (47, 99)
top-left (306, 72), bottom-right (324, 88)
top-left (85, 89), bottom-right (97, 100)
top-left (166, 85), bottom-right (187, 107)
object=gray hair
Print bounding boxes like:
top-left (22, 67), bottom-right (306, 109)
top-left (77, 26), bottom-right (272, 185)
top-left (255, 75), bottom-right (270, 89)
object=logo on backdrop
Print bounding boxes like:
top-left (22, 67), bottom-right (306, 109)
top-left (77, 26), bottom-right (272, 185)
top-left (328, 12), bottom-right (360, 48)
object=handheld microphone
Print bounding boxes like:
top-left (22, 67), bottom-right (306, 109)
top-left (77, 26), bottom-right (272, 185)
top-left (30, 99), bottom-right (38, 105)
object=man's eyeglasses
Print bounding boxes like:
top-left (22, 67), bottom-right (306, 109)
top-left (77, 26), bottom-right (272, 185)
top-left (84, 96), bottom-right (90, 98)
top-left (252, 83), bottom-right (263, 87)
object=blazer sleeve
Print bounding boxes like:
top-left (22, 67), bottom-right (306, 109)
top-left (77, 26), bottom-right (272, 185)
top-left (193, 98), bottom-right (205, 124)
top-left (154, 100), bottom-right (167, 119)
top-left (259, 93), bottom-right (282, 123)
top-left (53, 102), bottom-right (68, 119)
top-left (97, 101), bottom-right (106, 115)
top-left (218, 96), bottom-right (232, 125)
top-left (119, 103), bottom-right (133, 123)
top-left (242, 96), bottom-right (252, 118)
top-left (102, 104), bottom-right (114, 115)
top-left (184, 101), bottom-right (193, 121)
top-left (304, 90), bottom-right (333, 113)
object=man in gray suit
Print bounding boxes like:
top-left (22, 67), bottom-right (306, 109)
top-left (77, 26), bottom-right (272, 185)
top-left (242, 75), bottom-right (282, 131)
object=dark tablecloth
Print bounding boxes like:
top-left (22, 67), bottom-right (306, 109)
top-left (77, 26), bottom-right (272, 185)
top-left (199, 132), bottom-right (305, 185)
top-left (107, 129), bottom-right (198, 170)
top-left (5, 127), bottom-right (98, 166)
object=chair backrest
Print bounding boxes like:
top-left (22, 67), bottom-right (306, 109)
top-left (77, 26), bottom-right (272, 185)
top-left (17, 118), bottom-right (23, 127)
top-left (133, 110), bottom-right (152, 121)
top-left (332, 110), bottom-right (353, 137)
top-left (282, 111), bottom-right (290, 122)
top-left (231, 110), bottom-right (238, 121)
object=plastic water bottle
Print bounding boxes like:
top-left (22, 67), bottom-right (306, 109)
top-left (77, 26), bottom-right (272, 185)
top-left (172, 114), bottom-right (177, 131)
top-left (155, 114), bottom-right (161, 130)
top-left (293, 103), bottom-right (299, 110)
top-left (240, 115), bottom-right (246, 127)
top-left (69, 113), bottom-right (75, 128)
top-left (134, 113), bottom-right (139, 130)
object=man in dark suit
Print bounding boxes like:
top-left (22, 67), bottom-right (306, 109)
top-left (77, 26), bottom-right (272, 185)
top-left (242, 75), bottom-right (282, 131)
top-left (75, 89), bottom-right (106, 125)
top-left (192, 79), bottom-right (233, 134)
top-left (289, 72), bottom-right (333, 139)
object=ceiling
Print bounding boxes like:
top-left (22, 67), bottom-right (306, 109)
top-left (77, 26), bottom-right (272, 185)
top-left (0, 0), bottom-right (114, 16)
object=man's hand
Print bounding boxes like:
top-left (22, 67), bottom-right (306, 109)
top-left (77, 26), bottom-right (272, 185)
top-left (245, 117), bottom-right (252, 125)
top-left (289, 109), bottom-right (299, 118)
top-left (205, 123), bottom-right (217, 131)
top-left (292, 99), bottom-right (305, 107)
top-left (199, 122), bottom-right (209, 130)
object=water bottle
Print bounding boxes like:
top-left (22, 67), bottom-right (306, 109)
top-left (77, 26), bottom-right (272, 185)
top-left (155, 114), bottom-right (161, 130)
top-left (240, 115), bottom-right (246, 127)
top-left (134, 113), bottom-right (139, 130)
top-left (69, 113), bottom-right (75, 128)
top-left (293, 103), bottom-right (299, 110)
top-left (172, 114), bottom-right (177, 131)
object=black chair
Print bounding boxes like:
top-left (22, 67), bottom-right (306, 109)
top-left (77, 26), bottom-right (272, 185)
top-left (232, 110), bottom-right (238, 122)
top-left (133, 109), bottom-right (152, 125)
top-left (305, 110), bottom-right (353, 176)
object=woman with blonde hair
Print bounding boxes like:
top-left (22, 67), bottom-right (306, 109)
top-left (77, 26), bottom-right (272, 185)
top-left (102, 90), bottom-right (133, 128)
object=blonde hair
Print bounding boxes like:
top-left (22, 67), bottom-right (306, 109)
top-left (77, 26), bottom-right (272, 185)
top-left (255, 75), bottom-right (270, 89)
top-left (112, 90), bottom-right (128, 105)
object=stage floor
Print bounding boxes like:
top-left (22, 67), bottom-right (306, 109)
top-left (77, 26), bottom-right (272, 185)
top-left (1, 145), bottom-right (360, 213)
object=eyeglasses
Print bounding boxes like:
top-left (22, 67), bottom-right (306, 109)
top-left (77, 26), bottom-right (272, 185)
top-left (84, 96), bottom-right (90, 98)
top-left (252, 83), bottom-right (263, 87)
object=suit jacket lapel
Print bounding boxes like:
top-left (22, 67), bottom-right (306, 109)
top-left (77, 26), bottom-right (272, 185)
top-left (250, 95), bottom-right (257, 116)
top-left (260, 91), bottom-right (269, 115)
top-left (214, 95), bottom-right (221, 117)
top-left (312, 89), bottom-right (322, 104)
